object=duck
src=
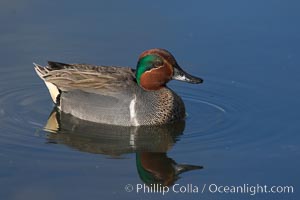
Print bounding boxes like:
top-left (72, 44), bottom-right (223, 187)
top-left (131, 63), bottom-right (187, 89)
top-left (34, 48), bottom-right (203, 126)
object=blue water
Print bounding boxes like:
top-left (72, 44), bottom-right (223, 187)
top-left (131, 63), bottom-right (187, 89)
top-left (0, 1), bottom-right (299, 199)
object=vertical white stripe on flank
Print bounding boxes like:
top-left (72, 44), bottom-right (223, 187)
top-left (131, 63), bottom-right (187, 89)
top-left (129, 95), bottom-right (139, 126)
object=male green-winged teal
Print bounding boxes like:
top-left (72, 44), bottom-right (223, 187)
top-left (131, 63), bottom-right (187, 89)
top-left (34, 48), bottom-right (203, 126)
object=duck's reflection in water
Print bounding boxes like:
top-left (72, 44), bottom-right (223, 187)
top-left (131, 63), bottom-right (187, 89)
top-left (44, 108), bottom-right (203, 186)
top-left (137, 152), bottom-right (202, 186)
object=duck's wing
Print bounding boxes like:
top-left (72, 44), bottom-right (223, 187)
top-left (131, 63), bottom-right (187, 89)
top-left (34, 62), bottom-right (138, 125)
top-left (34, 61), bottom-right (136, 95)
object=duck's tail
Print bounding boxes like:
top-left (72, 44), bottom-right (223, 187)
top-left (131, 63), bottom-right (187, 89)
top-left (33, 63), bottom-right (49, 80)
top-left (33, 63), bottom-right (61, 105)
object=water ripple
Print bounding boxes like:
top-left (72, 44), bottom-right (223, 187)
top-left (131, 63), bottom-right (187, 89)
top-left (171, 76), bottom-right (269, 152)
top-left (0, 71), bottom-right (56, 156)
top-left (0, 71), bottom-right (285, 156)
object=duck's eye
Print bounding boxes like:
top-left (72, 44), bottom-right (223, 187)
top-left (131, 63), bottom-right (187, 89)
top-left (154, 60), bottom-right (163, 67)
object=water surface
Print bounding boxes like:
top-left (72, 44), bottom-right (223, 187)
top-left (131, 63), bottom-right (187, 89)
top-left (0, 1), bottom-right (299, 200)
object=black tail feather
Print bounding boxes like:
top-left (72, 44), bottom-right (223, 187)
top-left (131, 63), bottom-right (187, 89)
top-left (47, 61), bottom-right (71, 69)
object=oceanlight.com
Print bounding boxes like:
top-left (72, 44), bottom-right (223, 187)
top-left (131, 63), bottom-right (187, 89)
top-left (124, 183), bottom-right (294, 195)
